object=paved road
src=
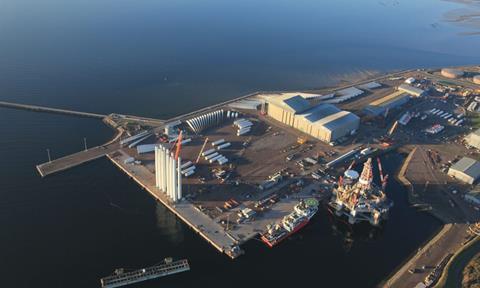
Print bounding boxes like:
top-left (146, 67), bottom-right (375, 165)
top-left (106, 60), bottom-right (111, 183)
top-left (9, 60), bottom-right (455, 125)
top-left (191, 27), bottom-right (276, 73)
top-left (384, 223), bottom-right (469, 288)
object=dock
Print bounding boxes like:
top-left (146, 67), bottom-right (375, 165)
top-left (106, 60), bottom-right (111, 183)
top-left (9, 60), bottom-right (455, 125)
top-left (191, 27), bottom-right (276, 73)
top-left (100, 258), bottom-right (190, 288)
top-left (107, 150), bottom-right (242, 258)
top-left (36, 142), bottom-right (120, 177)
top-left (0, 101), bottom-right (106, 119)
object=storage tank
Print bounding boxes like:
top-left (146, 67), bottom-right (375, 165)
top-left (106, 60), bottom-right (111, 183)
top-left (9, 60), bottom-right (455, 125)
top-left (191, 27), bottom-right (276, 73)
top-left (441, 68), bottom-right (464, 79)
top-left (473, 75), bottom-right (480, 85)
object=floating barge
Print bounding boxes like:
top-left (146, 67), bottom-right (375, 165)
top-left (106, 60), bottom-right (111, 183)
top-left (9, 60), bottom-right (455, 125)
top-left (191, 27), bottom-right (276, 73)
top-left (100, 258), bottom-right (190, 288)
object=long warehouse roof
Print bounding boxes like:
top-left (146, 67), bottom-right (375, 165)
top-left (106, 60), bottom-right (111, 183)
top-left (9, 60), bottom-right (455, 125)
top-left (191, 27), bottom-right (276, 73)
top-left (267, 94), bottom-right (311, 114)
top-left (370, 91), bottom-right (410, 107)
top-left (300, 104), bottom-right (340, 123)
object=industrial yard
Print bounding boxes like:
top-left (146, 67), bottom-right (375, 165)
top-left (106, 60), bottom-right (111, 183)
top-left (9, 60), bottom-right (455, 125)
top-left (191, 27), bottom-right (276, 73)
top-left (5, 65), bottom-right (480, 286)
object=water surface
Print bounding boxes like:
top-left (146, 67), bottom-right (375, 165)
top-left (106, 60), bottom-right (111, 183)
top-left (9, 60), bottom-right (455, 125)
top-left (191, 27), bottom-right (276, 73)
top-left (0, 0), bottom-right (478, 287)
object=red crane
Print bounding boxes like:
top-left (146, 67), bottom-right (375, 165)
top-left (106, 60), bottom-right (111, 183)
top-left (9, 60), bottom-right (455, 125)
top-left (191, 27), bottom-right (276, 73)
top-left (169, 130), bottom-right (183, 160)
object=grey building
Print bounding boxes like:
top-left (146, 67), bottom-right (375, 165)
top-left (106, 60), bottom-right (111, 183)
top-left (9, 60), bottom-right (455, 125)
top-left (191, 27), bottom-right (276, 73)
top-left (448, 157), bottom-right (480, 184)
top-left (398, 84), bottom-right (426, 97)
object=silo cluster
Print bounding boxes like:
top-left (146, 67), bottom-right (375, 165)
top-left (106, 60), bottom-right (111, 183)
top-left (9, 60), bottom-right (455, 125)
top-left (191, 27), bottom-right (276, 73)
top-left (155, 145), bottom-right (182, 202)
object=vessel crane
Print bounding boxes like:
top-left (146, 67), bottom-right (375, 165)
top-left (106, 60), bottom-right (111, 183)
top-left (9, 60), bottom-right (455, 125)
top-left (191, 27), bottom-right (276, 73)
top-left (196, 137), bottom-right (209, 163)
top-left (388, 120), bottom-right (399, 136)
top-left (376, 157), bottom-right (388, 190)
top-left (347, 160), bottom-right (356, 171)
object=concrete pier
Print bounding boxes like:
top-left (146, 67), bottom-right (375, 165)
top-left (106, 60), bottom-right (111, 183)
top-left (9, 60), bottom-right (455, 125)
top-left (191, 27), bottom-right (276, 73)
top-left (36, 142), bottom-right (120, 177)
top-left (0, 101), bottom-right (106, 119)
top-left (107, 150), bottom-right (241, 258)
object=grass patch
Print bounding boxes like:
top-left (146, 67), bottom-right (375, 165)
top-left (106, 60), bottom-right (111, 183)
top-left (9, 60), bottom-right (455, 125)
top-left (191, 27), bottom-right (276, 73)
top-left (436, 238), bottom-right (480, 288)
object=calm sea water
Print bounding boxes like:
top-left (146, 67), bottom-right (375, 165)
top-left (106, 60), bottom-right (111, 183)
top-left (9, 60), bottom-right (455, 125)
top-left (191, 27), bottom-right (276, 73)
top-left (0, 0), bottom-right (479, 287)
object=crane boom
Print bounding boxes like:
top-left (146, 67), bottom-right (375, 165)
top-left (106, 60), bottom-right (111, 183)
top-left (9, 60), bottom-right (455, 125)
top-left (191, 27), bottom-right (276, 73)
top-left (388, 120), bottom-right (399, 136)
top-left (347, 160), bottom-right (355, 170)
top-left (376, 157), bottom-right (388, 190)
top-left (175, 131), bottom-right (183, 160)
top-left (196, 137), bottom-right (209, 163)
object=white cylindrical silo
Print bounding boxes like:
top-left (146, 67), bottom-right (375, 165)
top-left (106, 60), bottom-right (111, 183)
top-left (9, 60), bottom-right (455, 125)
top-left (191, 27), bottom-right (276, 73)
top-left (166, 152), bottom-right (171, 199)
top-left (177, 157), bottom-right (182, 200)
top-left (172, 155), bottom-right (177, 202)
top-left (162, 147), bottom-right (168, 192)
top-left (155, 146), bottom-right (159, 188)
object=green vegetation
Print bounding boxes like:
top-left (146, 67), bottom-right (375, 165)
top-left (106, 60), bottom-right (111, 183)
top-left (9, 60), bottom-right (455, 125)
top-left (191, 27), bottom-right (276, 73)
top-left (462, 253), bottom-right (480, 288)
top-left (436, 238), bottom-right (480, 288)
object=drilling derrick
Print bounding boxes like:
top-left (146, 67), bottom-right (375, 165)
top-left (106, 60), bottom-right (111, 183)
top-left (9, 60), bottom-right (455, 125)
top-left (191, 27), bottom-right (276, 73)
top-left (329, 157), bottom-right (393, 226)
top-left (358, 158), bottom-right (373, 191)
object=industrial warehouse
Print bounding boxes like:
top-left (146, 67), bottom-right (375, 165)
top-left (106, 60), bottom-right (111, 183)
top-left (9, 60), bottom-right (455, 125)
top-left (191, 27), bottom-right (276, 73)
top-left (448, 157), bottom-right (480, 185)
top-left (364, 90), bottom-right (410, 116)
top-left (260, 93), bottom-right (360, 143)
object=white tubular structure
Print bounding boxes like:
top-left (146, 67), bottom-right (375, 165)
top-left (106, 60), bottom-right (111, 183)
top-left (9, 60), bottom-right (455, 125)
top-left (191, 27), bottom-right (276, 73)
top-left (209, 154), bottom-right (223, 163)
top-left (181, 138), bottom-right (192, 145)
top-left (216, 142), bottom-right (231, 150)
top-left (155, 145), bottom-right (182, 202)
top-left (205, 152), bottom-right (219, 160)
top-left (185, 109), bottom-right (225, 133)
top-left (212, 139), bottom-right (225, 146)
top-left (180, 161), bottom-right (193, 169)
top-left (202, 148), bottom-right (215, 156)
top-left (181, 165), bottom-right (196, 174)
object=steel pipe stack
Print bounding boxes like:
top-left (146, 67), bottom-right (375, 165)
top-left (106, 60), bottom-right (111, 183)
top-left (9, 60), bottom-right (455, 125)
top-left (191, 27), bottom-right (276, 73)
top-left (155, 145), bottom-right (183, 202)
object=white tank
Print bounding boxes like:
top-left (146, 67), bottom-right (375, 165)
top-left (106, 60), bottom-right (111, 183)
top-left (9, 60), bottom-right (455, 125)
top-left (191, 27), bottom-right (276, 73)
top-left (441, 68), bottom-right (464, 79)
top-left (344, 169), bottom-right (359, 180)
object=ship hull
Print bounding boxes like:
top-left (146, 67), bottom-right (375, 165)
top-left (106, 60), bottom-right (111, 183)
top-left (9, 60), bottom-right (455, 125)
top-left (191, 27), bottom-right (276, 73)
top-left (261, 218), bottom-right (310, 248)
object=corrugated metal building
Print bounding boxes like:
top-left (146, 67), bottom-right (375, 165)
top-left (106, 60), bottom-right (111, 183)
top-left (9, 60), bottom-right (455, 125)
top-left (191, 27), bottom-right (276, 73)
top-left (465, 187), bottom-right (480, 205)
top-left (465, 128), bottom-right (480, 150)
top-left (398, 84), bottom-right (426, 97)
top-left (265, 94), bottom-right (359, 142)
top-left (448, 157), bottom-right (480, 184)
top-left (364, 91), bottom-right (410, 116)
